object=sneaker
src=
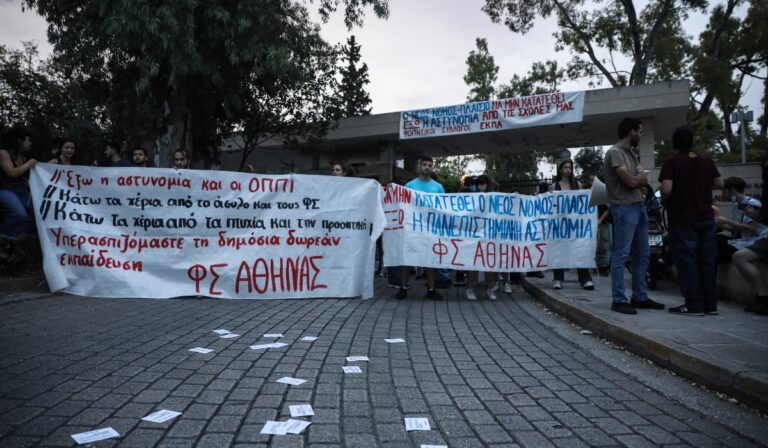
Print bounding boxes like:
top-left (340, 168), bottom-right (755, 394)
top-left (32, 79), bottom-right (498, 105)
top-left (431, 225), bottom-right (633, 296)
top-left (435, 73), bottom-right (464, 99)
top-left (581, 281), bottom-right (595, 290)
top-left (611, 302), bottom-right (637, 314)
top-left (630, 298), bottom-right (665, 310)
top-left (668, 305), bottom-right (704, 316)
top-left (487, 289), bottom-right (498, 301)
top-left (553, 281), bottom-right (562, 290)
top-left (465, 288), bottom-right (477, 301)
top-left (426, 289), bottom-right (443, 301)
top-left (503, 282), bottom-right (513, 294)
top-left (704, 309), bottom-right (719, 316)
top-left (395, 287), bottom-right (407, 300)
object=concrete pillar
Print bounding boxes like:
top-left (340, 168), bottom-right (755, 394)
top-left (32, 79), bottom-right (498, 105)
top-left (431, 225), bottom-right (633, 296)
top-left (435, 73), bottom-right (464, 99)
top-left (639, 119), bottom-right (656, 188)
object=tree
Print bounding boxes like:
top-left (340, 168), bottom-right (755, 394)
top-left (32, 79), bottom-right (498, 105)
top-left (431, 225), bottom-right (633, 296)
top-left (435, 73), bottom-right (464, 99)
top-left (24, 0), bottom-right (389, 167)
top-left (482, 0), bottom-right (705, 87)
top-left (0, 43), bottom-right (103, 161)
top-left (338, 35), bottom-right (372, 117)
top-left (461, 38), bottom-right (540, 183)
top-left (573, 147), bottom-right (604, 179)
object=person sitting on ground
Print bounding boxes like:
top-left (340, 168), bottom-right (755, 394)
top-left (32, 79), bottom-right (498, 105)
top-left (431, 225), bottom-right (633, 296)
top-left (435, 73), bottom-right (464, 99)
top-left (48, 138), bottom-right (76, 165)
top-left (0, 126), bottom-right (37, 239)
top-left (395, 156), bottom-right (445, 302)
top-left (105, 142), bottom-right (130, 167)
top-left (715, 176), bottom-right (766, 262)
top-left (132, 147), bottom-right (151, 167)
top-left (331, 161), bottom-right (357, 177)
top-left (462, 174), bottom-right (498, 301)
top-left (732, 158), bottom-right (768, 315)
top-left (552, 159), bottom-right (595, 291)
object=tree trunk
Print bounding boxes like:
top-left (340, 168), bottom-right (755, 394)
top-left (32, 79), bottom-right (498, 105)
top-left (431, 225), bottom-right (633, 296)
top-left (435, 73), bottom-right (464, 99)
top-left (762, 76), bottom-right (768, 137)
top-left (156, 66), bottom-right (188, 168)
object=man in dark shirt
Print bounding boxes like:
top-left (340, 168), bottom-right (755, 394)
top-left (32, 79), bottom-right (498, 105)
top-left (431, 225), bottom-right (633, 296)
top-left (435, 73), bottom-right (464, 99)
top-left (659, 125), bottom-right (723, 315)
top-left (104, 142), bottom-right (131, 167)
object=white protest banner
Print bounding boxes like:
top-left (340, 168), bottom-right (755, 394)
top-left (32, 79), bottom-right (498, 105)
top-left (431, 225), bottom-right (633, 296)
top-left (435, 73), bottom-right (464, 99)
top-left (382, 184), bottom-right (596, 272)
top-left (30, 164), bottom-right (385, 299)
top-left (399, 91), bottom-right (584, 139)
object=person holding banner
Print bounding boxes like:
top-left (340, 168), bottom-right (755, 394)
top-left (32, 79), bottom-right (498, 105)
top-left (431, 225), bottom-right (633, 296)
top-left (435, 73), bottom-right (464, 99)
top-left (48, 139), bottom-right (76, 165)
top-left (132, 147), bottom-right (151, 167)
top-left (462, 174), bottom-right (498, 301)
top-left (604, 117), bottom-right (665, 315)
top-left (552, 160), bottom-right (595, 291)
top-left (331, 161), bottom-right (357, 177)
top-left (395, 156), bottom-right (445, 301)
top-left (0, 126), bottom-right (37, 239)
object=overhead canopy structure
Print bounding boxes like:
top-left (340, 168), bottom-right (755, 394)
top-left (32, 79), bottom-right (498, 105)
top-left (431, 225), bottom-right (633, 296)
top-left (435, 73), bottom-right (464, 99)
top-left (230, 80), bottom-right (690, 181)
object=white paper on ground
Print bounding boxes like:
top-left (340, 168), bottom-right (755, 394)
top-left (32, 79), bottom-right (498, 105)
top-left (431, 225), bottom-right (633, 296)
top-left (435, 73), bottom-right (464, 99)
top-left (141, 410), bottom-right (182, 423)
top-left (250, 342), bottom-right (288, 350)
top-left (283, 419), bottom-right (312, 434)
top-left (300, 336), bottom-right (318, 341)
top-left (289, 404), bottom-right (314, 417)
top-left (405, 418), bottom-right (431, 431)
top-left (188, 347), bottom-right (213, 354)
top-left (212, 329), bottom-right (230, 335)
top-left (421, 445), bottom-right (448, 448)
top-left (346, 356), bottom-right (369, 362)
top-left (342, 366), bottom-right (363, 374)
top-left (220, 333), bottom-right (239, 339)
top-left (385, 338), bottom-right (406, 343)
top-left (260, 421), bottom-right (288, 435)
top-left (276, 377), bottom-right (307, 385)
top-left (263, 333), bottom-right (283, 338)
top-left (71, 428), bottom-right (119, 444)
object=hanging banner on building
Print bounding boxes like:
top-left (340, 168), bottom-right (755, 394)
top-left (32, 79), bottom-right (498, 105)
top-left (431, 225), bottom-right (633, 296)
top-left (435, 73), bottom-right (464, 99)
top-left (399, 91), bottom-right (585, 139)
top-left (382, 184), bottom-right (596, 271)
top-left (30, 164), bottom-right (385, 299)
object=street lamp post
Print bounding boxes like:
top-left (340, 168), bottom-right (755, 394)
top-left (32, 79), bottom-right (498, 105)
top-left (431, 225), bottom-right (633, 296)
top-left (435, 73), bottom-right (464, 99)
top-left (731, 109), bottom-right (754, 164)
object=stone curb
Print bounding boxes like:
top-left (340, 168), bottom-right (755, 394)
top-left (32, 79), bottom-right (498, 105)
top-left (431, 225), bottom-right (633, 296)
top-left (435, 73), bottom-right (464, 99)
top-left (522, 276), bottom-right (768, 413)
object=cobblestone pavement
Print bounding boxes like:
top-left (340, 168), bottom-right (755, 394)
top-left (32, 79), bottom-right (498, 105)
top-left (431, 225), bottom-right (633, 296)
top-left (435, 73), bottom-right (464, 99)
top-left (1, 283), bottom-right (766, 447)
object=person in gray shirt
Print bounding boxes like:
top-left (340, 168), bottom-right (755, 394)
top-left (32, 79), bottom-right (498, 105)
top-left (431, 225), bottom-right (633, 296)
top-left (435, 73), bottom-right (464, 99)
top-left (603, 117), bottom-right (665, 315)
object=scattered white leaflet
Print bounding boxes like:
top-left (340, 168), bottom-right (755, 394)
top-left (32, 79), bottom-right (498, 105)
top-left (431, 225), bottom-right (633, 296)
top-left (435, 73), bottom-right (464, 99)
top-left (385, 338), bottom-right (406, 343)
top-left (141, 410), bottom-right (182, 423)
top-left (188, 347), bottom-right (213, 354)
top-left (289, 404), bottom-right (314, 417)
top-left (71, 428), bottom-right (119, 444)
top-left (342, 366), bottom-right (363, 374)
top-left (405, 418), bottom-right (431, 431)
top-left (263, 333), bottom-right (283, 338)
top-left (346, 356), bottom-right (369, 362)
top-left (276, 377), bottom-right (307, 386)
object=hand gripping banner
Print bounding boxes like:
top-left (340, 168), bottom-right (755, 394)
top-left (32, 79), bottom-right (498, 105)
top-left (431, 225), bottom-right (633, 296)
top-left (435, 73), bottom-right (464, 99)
top-left (382, 184), bottom-right (596, 272)
top-left (30, 164), bottom-right (385, 299)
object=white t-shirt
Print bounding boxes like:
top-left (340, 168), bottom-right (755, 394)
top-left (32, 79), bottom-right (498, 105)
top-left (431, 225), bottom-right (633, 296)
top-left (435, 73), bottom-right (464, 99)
top-left (729, 196), bottom-right (768, 249)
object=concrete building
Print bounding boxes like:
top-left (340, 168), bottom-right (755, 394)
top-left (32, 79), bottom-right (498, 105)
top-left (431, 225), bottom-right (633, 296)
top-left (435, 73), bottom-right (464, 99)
top-left (220, 80), bottom-right (691, 184)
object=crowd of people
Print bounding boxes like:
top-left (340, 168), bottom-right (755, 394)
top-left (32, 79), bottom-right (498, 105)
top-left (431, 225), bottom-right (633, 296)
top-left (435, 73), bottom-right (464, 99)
top-left (1, 119), bottom-right (767, 316)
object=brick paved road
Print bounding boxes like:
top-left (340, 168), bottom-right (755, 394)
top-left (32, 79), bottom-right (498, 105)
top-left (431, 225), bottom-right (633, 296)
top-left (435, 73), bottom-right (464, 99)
top-left (1, 284), bottom-right (766, 447)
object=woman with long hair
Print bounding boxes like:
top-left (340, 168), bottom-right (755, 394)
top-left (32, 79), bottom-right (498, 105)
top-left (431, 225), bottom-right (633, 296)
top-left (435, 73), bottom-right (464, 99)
top-left (0, 126), bottom-right (37, 239)
top-left (552, 159), bottom-right (595, 290)
top-left (48, 138), bottom-right (76, 165)
top-left (331, 161), bottom-right (357, 177)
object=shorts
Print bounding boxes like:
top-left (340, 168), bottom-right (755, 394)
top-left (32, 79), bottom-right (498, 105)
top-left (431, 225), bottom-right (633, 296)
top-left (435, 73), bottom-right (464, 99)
top-left (746, 237), bottom-right (768, 260)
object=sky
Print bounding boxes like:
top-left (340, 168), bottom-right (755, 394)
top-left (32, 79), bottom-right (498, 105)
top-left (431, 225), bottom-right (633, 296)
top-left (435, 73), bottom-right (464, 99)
top-left (1, 0), bottom-right (764, 138)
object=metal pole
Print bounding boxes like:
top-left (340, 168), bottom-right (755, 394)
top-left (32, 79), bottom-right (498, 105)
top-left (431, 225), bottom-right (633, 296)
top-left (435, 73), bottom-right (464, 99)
top-left (740, 117), bottom-right (746, 164)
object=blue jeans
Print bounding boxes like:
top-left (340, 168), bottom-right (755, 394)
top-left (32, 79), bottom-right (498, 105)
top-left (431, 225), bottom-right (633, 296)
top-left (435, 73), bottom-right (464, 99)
top-left (667, 218), bottom-right (717, 312)
top-left (610, 202), bottom-right (650, 303)
top-left (0, 186), bottom-right (31, 238)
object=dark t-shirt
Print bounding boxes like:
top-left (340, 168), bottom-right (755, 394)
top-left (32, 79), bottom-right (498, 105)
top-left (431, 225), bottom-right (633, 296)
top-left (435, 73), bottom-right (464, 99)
top-left (658, 150), bottom-right (720, 225)
top-left (111, 159), bottom-right (131, 167)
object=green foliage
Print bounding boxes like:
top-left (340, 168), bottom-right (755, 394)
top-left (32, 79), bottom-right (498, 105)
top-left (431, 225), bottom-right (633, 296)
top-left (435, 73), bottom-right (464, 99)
top-left (464, 38), bottom-right (498, 102)
top-left (433, 155), bottom-right (474, 193)
top-left (23, 0), bottom-right (389, 166)
top-left (337, 35), bottom-right (372, 117)
top-left (573, 147), bottom-right (604, 179)
top-left (0, 43), bottom-right (104, 162)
